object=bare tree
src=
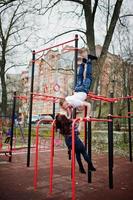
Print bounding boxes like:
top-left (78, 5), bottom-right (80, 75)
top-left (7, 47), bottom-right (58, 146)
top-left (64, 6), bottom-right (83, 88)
top-left (0, 0), bottom-right (29, 116)
top-left (113, 12), bottom-right (133, 95)
top-left (33, 0), bottom-right (124, 93)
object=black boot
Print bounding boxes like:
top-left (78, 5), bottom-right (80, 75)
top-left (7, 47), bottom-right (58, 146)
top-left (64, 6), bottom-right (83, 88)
top-left (88, 54), bottom-right (98, 61)
top-left (79, 167), bottom-right (86, 174)
top-left (89, 166), bottom-right (96, 171)
top-left (88, 163), bottom-right (96, 172)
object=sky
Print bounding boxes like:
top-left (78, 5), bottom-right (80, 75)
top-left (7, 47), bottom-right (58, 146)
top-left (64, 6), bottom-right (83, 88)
top-left (7, 0), bottom-right (133, 74)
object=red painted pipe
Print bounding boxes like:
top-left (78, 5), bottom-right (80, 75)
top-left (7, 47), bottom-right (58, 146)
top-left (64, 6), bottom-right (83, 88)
top-left (34, 119), bottom-right (53, 191)
top-left (49, 120), bottom-right (56, 194)
top-left (35, 38), bottom-right (77, 54)
top-left (71, 118), bottom-right (80, 200)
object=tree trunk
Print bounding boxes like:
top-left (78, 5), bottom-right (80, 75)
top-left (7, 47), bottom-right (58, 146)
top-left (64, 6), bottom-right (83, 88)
top-left (83, 0), bottom-right (96, 55)
top-left (0, 58), bottom-right (7, 116)
top-left (101, 0), bottom-right (124, 58)
top-left (91, 0), bottom-right (123, 99)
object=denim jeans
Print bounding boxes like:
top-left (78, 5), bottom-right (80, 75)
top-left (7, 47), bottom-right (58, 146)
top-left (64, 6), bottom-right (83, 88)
top-left (65, 135), bottom-right (92, 170)
top-left (75, 62), bottom-right (92, 93)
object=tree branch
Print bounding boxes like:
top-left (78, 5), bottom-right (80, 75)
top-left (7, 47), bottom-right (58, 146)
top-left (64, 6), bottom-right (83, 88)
top-left (64, 0), bottom-right (83, 5)
top-left (5, 3), bottom-right (20, 42)
top-left (43, 29), bottom-right (86, 46)
top-left (4, 64), bottom-right (26, 74)
top-left (120, 14), bottom-right (133, 18)
top-left (0, 0), bottom-right (16, 8)
top-left (118, 17), bottom-right (127, 27)
top-left (34, 0), bottom-right (61, 15)
top-left (92, 0), bottom-right (99, 22)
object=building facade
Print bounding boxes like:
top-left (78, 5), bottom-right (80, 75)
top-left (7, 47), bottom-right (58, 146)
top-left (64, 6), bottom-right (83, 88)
top-left (20, 45), bottom-right (133, 116)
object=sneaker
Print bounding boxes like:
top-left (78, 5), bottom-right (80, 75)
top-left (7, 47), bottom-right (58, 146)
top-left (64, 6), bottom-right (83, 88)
top-left (82, 58), bottom-right (87, 64)
top-left (88, 54), bottom-right (97, 61)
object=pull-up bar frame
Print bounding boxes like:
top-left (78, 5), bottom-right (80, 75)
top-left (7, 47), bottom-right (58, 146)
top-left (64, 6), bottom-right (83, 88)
top-left (27, 35), bottom-right (79, 167)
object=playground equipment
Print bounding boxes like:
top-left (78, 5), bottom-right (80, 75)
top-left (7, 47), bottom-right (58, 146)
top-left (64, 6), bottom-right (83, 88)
top-left (32, 91), bottom-right (132, 200)
top-left (27, 35), bottom-right (79, 167)
top-left (6, 91), bottom-right (58, 162)
top-left (5, 34), bottom-right (132, 200)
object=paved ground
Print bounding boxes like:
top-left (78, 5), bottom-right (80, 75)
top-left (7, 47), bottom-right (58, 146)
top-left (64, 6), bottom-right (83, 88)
top-left (0, 148), bottom-right (133, 200)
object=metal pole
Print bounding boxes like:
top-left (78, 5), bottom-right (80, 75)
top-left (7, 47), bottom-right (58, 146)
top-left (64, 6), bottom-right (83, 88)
top-left (73, 34), bottom-right (78, 119)
top-left (108, 91), bottom-right (114, 189)
top-left (127, 97), bottom-right (132, 162)
top-left (9, 91), bottom-right (16, 162)
top-left (110, 92), bottom-right (114, 116)
top-left (74, 34), bottom-right (78, 88)
top-left (27, 50), bottom-right (35, 167)
top-left (87, 120), bottom-right (92, 183)
top-left (108, 114), bottom-right (113, 189)
top-left (84, 106), bottom-right (87, 150)
top-left (52, 102), bottom-right (55, 119)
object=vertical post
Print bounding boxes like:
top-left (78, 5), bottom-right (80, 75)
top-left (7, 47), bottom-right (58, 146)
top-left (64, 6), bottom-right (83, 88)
top-left (52, 101), bottom-right (55, 119)
top-left (73, 34), bottom-right (78, 119)
top-left (87, 119), bottom-right (92, 183)
top-left (108, 91), bottom-right (114, 189)
top-left (9, 91), bottom-right (16, 162)
top-left (110, 92), bottom-right (114, 116)
top-left (27, 50), bottom-right (35, 167)
top-left (72, 120), bottom-right (76, 200)
top-left (49, 121), bottom-right (55, 193)
top-left (33, 124), bottom-right (40, 191)
top-left (74, 34), bottom-right (78, 88)
top-left (127, 97), bottom-right (132, 162)
top-left (84, 106), bottom-right (87, 150)
top-left (108, 115), bottom-right (113, 189)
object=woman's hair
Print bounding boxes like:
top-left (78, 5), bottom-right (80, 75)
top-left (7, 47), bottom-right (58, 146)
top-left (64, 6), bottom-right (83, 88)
top-left (55, 114), bottom-right (72, 135)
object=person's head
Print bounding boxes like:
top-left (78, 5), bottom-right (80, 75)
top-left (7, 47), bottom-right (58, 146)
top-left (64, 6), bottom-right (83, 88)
top-left (55, 113), bottom-right (72, 135)
top-left (59, 99), bottom-right (70, 110)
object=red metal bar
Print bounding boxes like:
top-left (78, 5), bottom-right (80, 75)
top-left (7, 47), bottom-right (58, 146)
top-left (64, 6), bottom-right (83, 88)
top-left (115, 96), bottom-right (133, 100)
top-left (88, 93), bottom-right (133, 103)
top-left (88, 94), bottom-right (115, 102)
top-left (15, 95), bottom-right (28, 100)
top-left (112, 115), bottom-right (131, 119)
top-left (34, 97), bottom-right (59, 103)
top-left (32, 93), bottom-right (64, 102)
top-left (15, 93), bottom-right (65, 103)
top-left (89, 118), bottom-right (112, 122)
top-left (34, 119), bottom-right (53, 191)
top-left (35, 38), bottom-right (77, 54)
top-left (128, 112), bottom-right (133, 114)
top-left (34, 53), bottom-right (44, 62)
top-left (78, 117), bottom-right (112, 122)
top-left (49, 120), bottom-right (56, 194)
top-left (33, 121), bottom-right (40, 191)
top-left (71, 118), bottom-right (80, 200)
top-left (32, 92), bottom-right (64, 99)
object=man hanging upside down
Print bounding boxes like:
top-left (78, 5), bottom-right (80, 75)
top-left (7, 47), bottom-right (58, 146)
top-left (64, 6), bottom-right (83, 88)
top-left (59, 54), bottom-right (97, 118)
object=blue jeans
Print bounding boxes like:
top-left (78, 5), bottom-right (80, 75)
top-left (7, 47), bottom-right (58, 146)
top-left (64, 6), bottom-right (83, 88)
top-left (65, 135), bottom-right (92, 170)
top-left (75, 62), bottom-right (92, 93)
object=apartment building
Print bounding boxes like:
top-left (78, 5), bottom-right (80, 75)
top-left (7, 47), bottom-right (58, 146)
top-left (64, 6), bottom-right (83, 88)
top-left (21, 46), bottom-right (75, 115)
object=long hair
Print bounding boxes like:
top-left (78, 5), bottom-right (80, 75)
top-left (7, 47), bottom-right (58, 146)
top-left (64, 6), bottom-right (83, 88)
top-left (55, 114), bottom-right (72, 135)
